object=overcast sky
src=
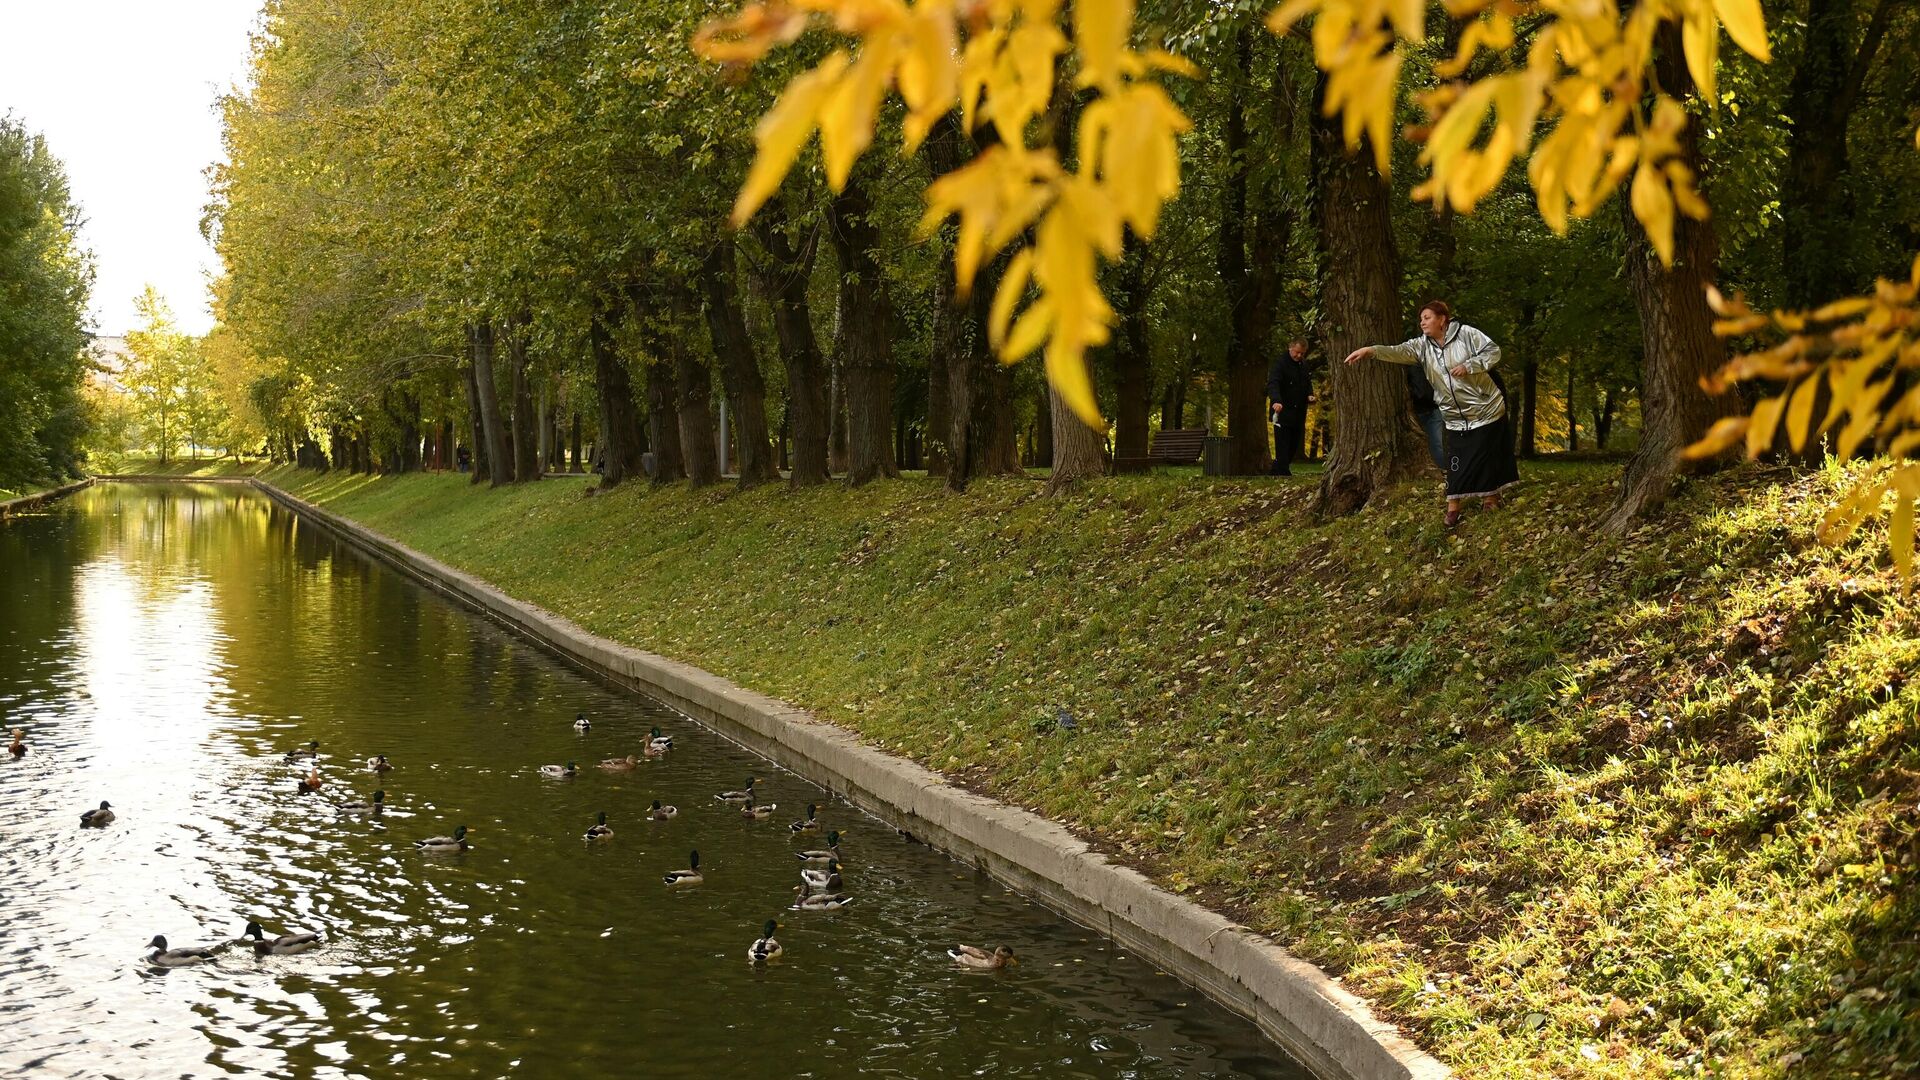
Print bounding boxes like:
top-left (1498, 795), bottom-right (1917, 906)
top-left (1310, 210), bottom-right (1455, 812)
top-left (1, 1), bottom-right (263, 335)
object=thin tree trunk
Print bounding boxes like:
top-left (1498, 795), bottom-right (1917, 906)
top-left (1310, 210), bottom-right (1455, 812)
top-left (570, 412), bottom-right (582, 472)
top-left (1566, 365), bottom-right (1580, 451)
top-left (827, 167), bottom-right (899, 485)
top-left (508, 317), bottom-right (540, 482)
top-left (536, 374), bottom-right (552, 473)
top-left (1310, 78), bottom-right (1426, 516)
top-left (699, 235), bottom-right (780, 488)
top-left (464, 359), bottom-right (488, 485)
top-left (468, 321), bottom-right (513, 487)
top-left (662, 284), bottom-right (720, 487)
top-left (749, 197), bottom-right (831, 487)
top-left (1601, 25), bottom-right (1737, 532)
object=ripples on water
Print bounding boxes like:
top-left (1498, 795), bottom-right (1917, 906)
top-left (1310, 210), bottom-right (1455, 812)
top-left (0, 483), bottom-right (1302, 1078)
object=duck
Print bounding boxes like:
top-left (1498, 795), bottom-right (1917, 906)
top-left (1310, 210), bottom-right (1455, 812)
top-left (664, 850), bottom-right (703, 886)
top-left (415, 825), bottom-right (470, 852)
top-left (598, 755), bottom-right (639, 772)
top-left (741, 798), bottom-right (779, 821)
top-left (242, 920), bottom-right (322, 955)
top-left (646, 727), bottom-right (672, 753)
top-left (789, 804), bottom-right (820, 833)
top-left (297, 767), bottom-right (323, 793)
top-left (539, 761), bottom-right (579, 779)
top-left (799, 859), bottom-right (843, 892)
top-left (573, 712), bottom-right (591, 732)
top-left (948, 944), bottom-right (1018, 969)
top-left (79, 800), bottom-right (115, 828)
top-left (715, 777), bottom-right (757, 803)
top-left (648, 799), bottom-right (678, 820)
top-left (283, 740), bottom-right (319, 763)
top-left (584, 811), bottom-right (613, 841)
top-left (365, 755), bottom-right (392, 773)
top-left (146, 935), bottom-right (218, 967)
top-left (336, 790), bottom-right (384, 814)
top-left (790, 884), bottom-right (853, 910)
top-left (795, 831), bottom-right (842, 866)
top-left (747, 919), bottom-right (782, 963)
top-left (8, 728), bottom-right (26, 757)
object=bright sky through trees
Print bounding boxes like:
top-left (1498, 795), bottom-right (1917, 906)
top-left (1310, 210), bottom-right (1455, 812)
top-left (0, 0), bottom-right (260, 335)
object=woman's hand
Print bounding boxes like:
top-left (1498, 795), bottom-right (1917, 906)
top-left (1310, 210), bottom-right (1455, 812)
top-left (1449, 364), bottom-right (1469, 378)
top-left (1343, 347), bottom-right (1372, 365)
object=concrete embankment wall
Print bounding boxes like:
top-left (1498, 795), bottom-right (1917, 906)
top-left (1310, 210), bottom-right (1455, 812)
top-left (247, 476), bottom-right (1448, 1080)
top-left (0, 478), bottom-right (93, 519)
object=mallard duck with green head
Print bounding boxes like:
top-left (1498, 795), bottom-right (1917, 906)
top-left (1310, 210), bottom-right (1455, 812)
top-left (539, 761), bottom-right (578, 779)
top-left (789, 804), bottom-right (819, 833)
top-left (715, 777), bottom-right (757, 803)
top-left (336, 790), bottom-right (384, 815)
top-left (646, 727), bottom-right (672, 754)
top-left (799, 859), bottom-right (843, 892)
top-left (415, 825), bottom-right (469, 852)
top-left (747, 919), bottom-right (782, 963)
top-left (573, 712), bottom-right (591, 732)
top-left (664, 850), bottom-right (703, 886)
top-left (283, 740), bottom-right (319, 763)
top-left (741, 798), bottom-right (779, 821)
top-left (364, 755), bottom-right (392, 773)
top-left (79, 800), bottom-right (115, 827)
top-left (790, 885), bottom-right (853, 910)
top-left (649, 800), bottom-right (678, 820)
top-left (584, 811), bottom-right (613, 841)
top-left (146, 935), bottom-right (218, 967)
top-left (242, 920), bottom-right (322, 955)
top-left (795, 831), bottom-right (841, 865)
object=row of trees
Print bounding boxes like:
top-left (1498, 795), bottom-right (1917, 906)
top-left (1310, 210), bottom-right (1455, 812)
top-left (210, 0), bottom-right (1919, 523)
top-left (0, 116), bottom-right (93, 492)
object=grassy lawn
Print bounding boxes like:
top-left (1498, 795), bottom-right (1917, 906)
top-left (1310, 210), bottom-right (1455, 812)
top-left (261, 459), bottom-right (1919, 1078)
top-left (100, 456), bottom-right (270, 477)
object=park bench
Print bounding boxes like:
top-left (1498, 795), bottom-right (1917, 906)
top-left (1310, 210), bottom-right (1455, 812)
top-left (1146, 428), bottom-right (1207, 465)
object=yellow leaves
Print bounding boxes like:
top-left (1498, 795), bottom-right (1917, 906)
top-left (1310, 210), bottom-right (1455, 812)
top-left (1078, 84), bottom-right (1190, 237)
top-left (1713, 0), bottom-right (1772, 61)
top-left (732, 51), bottom-right (851, 226)
top-left (1682, 415), bottom-right (1747, 460)
top-left (693, 2), bottom-right (812, 65)
top-left (922, 146), bottom-right (1059, 290)
top-left (1072, 0), bottom-right (1132, 93)
top-left (1630, 163), bottom-right (1676, 264)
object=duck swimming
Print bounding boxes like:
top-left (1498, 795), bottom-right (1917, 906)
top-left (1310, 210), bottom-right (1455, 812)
top-left (648, 799), bottom-right (678, 820)
top-left (283, 740), bottom-right (319, 763)
top-left (365, 755), bottom-right (392, 773)
top-left (539, 761), bottom-right (578, 779)
top-left (715, 777), bottom-right (756, 803)
top-left (789, 804), bottom-right (819, 833)
top-left (799, 859), bottom-right (843, 892)
top-left (336, 790), bottom-right (384, 814)
top-left (741, 798), bottom-right (779, 821)
top-left (146, 935), bottom-right (218, 967)
top-left (297, 767), bottom-right (323, 793)
top-left (8, 728), bottom-right (25, 757)
top-left (646, 727), bottom-right (672, 753)
top-left (584, 811), bottom-right (613, 841)
top-left (79, 800), bottom-right (115, 827)
top-left (598, 755), bottom-right (639, 772)
top-left (664, 850), bottom-right (703, 886)
top-left (795, 831), bottom-right (841, 866)
top-left (573, 713), bottom-right (591, 732)
top-left (242, 920), bottom-right (322, 955)
top-left (747, 919), bottom-right (782, 963)
top-left (948, 944), bottom-right (1017, 969)
top-left (415, 825), bottom-right (469, 852)
top-left (790, 885), bottom-right (853, 910)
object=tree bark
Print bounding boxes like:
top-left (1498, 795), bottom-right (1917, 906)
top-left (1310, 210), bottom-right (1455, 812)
top-left (645, 357), bottom-right (687, 484)
top-left (1566, 365), bottom-right (1580, 451)
top-left (827, 168), bottom-right (900, 485)
top-left (1217, 27), bottom-right (1292, 476)
top-left (658, 284), bottom-right (720, 487)
top-left (589, 297), bottom-right (647, 486)
top-left (1601, 24), bottom-right (1737, 533)
top-left (463, 358), bottom-right (487, 485)
top-left (1309, 80), bottom-right (1426, 516)
top-left (507, 317), bottom-right (540, 482)
top-left (570, 412), bottom-right (582, 472)
top-left (1112, 242), bottom-right (1153, 471)
top-left (468, 321), bottom-right (513, 487)
top-left (1046, 381), bottom-right (1108, 492)
top-left (699, 235), bottom-right (780, 488)
top-left (749, 197), bottom-right (831, 487)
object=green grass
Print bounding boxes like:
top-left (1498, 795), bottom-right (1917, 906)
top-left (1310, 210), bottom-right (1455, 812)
top-left (262, 460), bottom-right (1920, 1078)
top-left (101, 456), bottom-right (268, 477)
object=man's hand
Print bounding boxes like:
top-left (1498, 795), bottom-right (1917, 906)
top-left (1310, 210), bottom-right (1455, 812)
top-left (1271, 402), bottom-right (1283, 414)
top-left (1449, 364), bottom-right (1469, 378)
top-left (1343, 347), bottom-right (1371, 365)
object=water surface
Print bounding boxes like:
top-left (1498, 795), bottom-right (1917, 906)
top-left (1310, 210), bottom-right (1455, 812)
top-left (0, 482), bottom-right (1302, 1079)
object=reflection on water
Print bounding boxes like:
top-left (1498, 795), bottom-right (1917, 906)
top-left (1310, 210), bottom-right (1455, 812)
top-left (0, 483), bottom-right (1302, 1079)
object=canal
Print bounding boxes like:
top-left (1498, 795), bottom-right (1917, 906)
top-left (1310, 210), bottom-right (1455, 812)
top-left (0, 482), bottom-right (1305, 1078)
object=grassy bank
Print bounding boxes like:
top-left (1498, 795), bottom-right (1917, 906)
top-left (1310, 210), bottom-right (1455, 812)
top-left (101, 456), bottom-right (268, 477)
top-left (261, 461), bottom-right (1918, 1078)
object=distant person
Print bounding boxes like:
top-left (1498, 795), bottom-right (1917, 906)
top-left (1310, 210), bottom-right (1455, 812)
top-left (1266, 338), bottom-right (1316, 476)
top-left (1343, 300), bottom-right (1518, 527)
top-left (455, 445), bottom-right (471, 473)
top-left (1406, 364), bottom-right (1445, 470)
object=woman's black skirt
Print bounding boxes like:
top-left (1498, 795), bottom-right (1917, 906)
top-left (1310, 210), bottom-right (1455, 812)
top-left (1444, 416), bottom-right (1520, 500)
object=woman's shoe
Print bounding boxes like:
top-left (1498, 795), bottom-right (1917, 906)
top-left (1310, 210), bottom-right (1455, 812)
top-left (1444, 507), bottom-right (1462, 528)
top-left (1482, 495), bottom-right (1501, 510)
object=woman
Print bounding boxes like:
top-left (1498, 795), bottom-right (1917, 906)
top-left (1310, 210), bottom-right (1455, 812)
top-left (1344, 300), bottom-right (1519, 526)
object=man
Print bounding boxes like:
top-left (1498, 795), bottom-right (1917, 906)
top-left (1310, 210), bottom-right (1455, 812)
top-left (1266, 338), bottom-right (1316, 476)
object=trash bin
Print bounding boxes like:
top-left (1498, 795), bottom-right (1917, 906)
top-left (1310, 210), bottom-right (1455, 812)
top-left (1201, 436), bottom-right (1234, 476)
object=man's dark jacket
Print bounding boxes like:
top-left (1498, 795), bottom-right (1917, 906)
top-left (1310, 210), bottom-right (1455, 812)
top-left (1266, 355), bottom-right (1314, 414)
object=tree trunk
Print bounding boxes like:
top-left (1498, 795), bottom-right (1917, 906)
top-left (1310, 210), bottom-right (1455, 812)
top-left (536, 374), bottom-right (552, 472)
top-left (645, 358), bottom-right (687, 483)
top-left (1113, 243), bottom-right (1153, 471)
top-left (468, 321), bottom-right (513, 487)
top-left (570, 412), bottom-right (583, 472)
top-left (827, 168), bottom-right (900, 485)
top-left (1594, 387), bottom-right (1616, 450)
top-left (659, 284), bottom-right (720, 487)
top-left (508, 318), bottom-right (540, 482)
top-left (1519, 344), bottom-right (1539, 459)
top-left (1566, 365), bottom-right (1580, 451)
top-left (1046, 382), bottom-right (1108, 492)
top-left (464, 361), bottom-right (488, 485)
top-left (589, 298), bottom-right (647, 486)
top-left (749, 197), bottom-right (831, 487)
top-left (1601, 25), bottom-right (1737, 533)
top-left (1217, 27), bottom-right (1292, 476)
top-left (1033, 380), bottom-right (1054, 465)
top-left (1310, 79), bottom-right (1426, 516)
top-left (699, 235), bottom-right (780, 488)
